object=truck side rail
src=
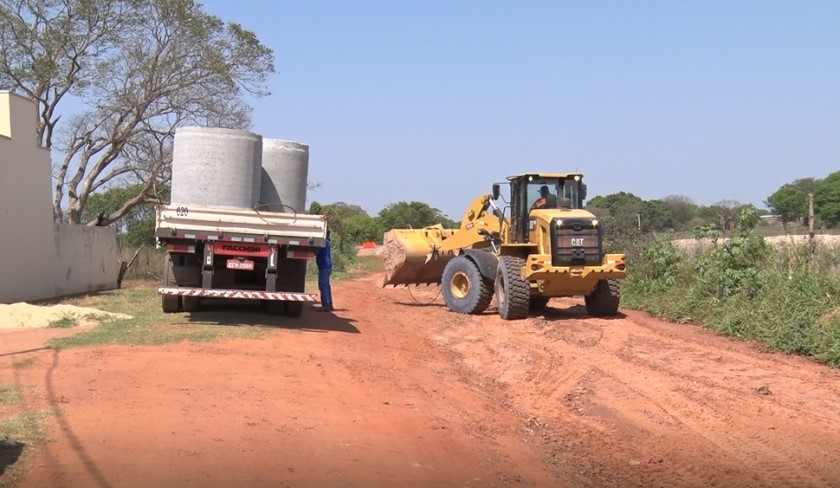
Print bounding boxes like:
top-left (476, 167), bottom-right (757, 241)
top-left (156, 204), bottom-right (327, 244)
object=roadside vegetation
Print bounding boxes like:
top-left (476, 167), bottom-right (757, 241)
top-left (614, 206), bottom-right (840, 367)
top-left (0, 385), bottom-right (23, 406)
top-left (0, 380), bottom-right (57, 488)
top-left (0, 408), bottom-right (59, 488)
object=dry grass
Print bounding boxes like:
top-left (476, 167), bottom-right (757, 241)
top-left (0, 408), bottom-right (59, 488)
top-left (0, 385), bottom-right (23, 405)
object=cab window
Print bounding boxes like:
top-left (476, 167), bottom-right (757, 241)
top-left (527, 177), bottom-right (582, 210)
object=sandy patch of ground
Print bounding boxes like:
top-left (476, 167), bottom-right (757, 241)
top-left (0, 303), bottom-right (132, 329)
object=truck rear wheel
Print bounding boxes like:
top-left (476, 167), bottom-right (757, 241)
top-left (585, 279), bottom-right (621, 317)
top-left (285, 301), bottom-right (304, 318)
top-left (441, 256), bottom-right (494, 315)
top-left (162, 294), bottom-right (181, 313)
top-left (495, 256), bottom-right (530, 320)
top-left (267, 300), bottom-right (286, 316)
top-left (161, 254), bottom-right (181, 313)
top-left (182, 296), bottom-right (200, 312)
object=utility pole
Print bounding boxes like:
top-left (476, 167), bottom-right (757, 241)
top-left (808, 193), bottom-right (815, 264)
top-left (637, 214), bottom-right (641, 231)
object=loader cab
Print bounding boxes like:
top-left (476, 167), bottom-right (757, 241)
top-left (503, 173), bottom-right (588, 244)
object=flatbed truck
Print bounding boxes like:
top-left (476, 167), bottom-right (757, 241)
top-left (155, 203), bottom-right (327, 317)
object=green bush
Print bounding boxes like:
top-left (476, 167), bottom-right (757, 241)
top-left (619, 206), bottom-right (840, 367)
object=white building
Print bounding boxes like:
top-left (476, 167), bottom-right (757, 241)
top-left (0, 90), bottom-right (118, 303)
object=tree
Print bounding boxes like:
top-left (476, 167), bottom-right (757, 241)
top-left (814, 171), bottom-right (840, 228)
top-left (82, 183), bottom-right (169, 247)
top-left (641, 199), bottom-right (675, 232)
top-left (315, 201), bottom-right (369, 233)
top-left (377, 201), bottom-right (456, 231)
top-left (585, 195), bottom-right (609, 209)
top-left (586, 192), bottom-right (644, 213)
top-left (792, 177), bottom-right (818, 195)
top-left (585, 192), bottom-right (647, 252)
top-left (344, 214), bottom-right (384, 244)
top-left (766, 184), bottom-right (808, 229)
top-left (0, 0), bottom-right (274, 225)
top-left (586, 192), bottom-right (645, 231)
top-left (308, 201), bottom-right (323, 215)
top-left (311, 201), bottom-right (373, 254)
top-left (661, 195), bottom-right (698, 230)
top-left (709, 200), bottom-right (742, 233)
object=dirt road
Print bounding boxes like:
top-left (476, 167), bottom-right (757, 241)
top-left (3, 272), bottom-right (840, 487)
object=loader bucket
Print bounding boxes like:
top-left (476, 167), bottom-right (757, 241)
top-left (382, 226), bottom-right (458, 287)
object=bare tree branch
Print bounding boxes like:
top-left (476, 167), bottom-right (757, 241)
top-left (1, 0), bottom-right (274, 224)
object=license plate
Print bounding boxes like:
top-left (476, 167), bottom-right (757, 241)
top-left (570, 237), bottom-right (585, 247)
top-left (226, 258), bottom-right (254, 270)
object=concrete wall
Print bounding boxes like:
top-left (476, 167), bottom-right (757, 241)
top-left (53, 224), bottom-right (120, 298)
top-left (0, 90), bottom-right (118, 303)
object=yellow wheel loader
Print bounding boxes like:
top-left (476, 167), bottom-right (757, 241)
top-left (382, 173), bottom-right (627, 320)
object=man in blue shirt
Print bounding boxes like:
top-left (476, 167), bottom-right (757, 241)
top-left (315, 230), bottom-right (333, 312)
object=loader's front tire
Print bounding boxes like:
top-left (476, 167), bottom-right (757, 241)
top-left (495, 256), bottom-right (530, 320)
top-left (585, 279), bottom-right (621, 317)
top-left (441, 256), bottom-right (494, 314)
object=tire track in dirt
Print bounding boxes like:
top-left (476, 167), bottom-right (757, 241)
top-left (534, 317), bottom-right (729, 488)
top-left (619, 322), bottom-right (840, 427)
top-left (554, 316), bottom-right (839, 488)
top-left (389, 284), bottom-right (840, 487)
top-left (606, 317), bottom-right (840, 488)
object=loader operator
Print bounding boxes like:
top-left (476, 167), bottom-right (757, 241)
top-left (531, 185), bottom-right (558, 210)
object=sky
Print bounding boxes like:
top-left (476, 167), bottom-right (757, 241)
top-left (198, 0), bottom-right (840, 220)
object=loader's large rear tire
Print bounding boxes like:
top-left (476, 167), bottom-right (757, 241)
top-left (441, 256), bottom-right (494, 315)
top-left (495, 256), bottom-right (530, 320)
top-left (585, 279), bottom-right (621, 317)
top-left (161, 254), bottom-right (181, 313)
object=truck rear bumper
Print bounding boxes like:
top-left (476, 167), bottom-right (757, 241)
top-left (158, 287), bottom-right (318, 302)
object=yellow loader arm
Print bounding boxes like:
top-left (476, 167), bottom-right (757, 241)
top-left (440, 194), bottom-right (503, 251)
top-left (382, 194), bottom-right (503, 287)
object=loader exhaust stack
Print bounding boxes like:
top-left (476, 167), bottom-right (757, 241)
top-left (382, 226), bottom-right (458, 287)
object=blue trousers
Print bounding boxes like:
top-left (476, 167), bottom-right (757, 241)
top-left (318, 268), bottom-right (332, 308)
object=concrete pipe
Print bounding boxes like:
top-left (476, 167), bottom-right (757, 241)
top-left (170, 127), bottom-right (263, 209)
top-left (259, 139), bottom-right (309, 214)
